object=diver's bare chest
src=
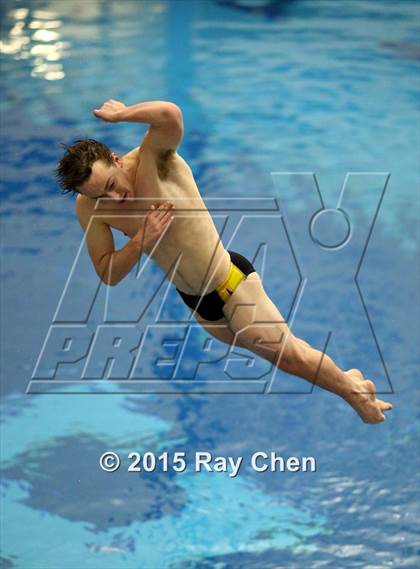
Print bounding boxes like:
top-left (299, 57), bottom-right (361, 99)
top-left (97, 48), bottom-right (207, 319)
top-left (99, 157), bottom-right (196, 238)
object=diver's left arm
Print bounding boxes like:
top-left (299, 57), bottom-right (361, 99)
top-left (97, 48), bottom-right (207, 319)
top-left (93, 99), bottom-right (183, 151)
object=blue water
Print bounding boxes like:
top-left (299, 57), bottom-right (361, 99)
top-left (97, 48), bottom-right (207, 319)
top-left (1, 0), bottom-right (419, 567)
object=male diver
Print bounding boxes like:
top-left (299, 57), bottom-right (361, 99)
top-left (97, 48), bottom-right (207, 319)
top-left (56, 99), bottom-right (393, 424)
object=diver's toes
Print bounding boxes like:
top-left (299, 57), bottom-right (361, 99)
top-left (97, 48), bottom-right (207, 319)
top-left (379, 400), bottom-right (393, 411)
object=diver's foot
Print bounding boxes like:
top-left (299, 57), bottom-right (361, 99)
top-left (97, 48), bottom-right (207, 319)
top-left (343, 369), bottom-right (393, 424)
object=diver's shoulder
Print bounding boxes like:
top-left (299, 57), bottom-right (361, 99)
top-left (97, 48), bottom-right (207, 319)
top-left (123, 145), bottom-right (141, 163)
top-left (75, 192), bottom-right (92, 212)
top-left (75, 193), bottom-right (95, 225)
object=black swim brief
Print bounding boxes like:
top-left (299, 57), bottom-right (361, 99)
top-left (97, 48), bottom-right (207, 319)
top-left (176, 250), bottom-right (256, 321)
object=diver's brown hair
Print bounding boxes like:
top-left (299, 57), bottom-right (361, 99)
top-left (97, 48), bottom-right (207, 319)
top-left (56, 139), bottom-right (113, 195)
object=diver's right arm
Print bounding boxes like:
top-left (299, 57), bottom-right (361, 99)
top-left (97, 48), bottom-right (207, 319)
top-left (76, 198), bottom-right (174, 286)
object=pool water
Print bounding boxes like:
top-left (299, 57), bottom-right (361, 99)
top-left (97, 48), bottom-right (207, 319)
top-left (1, 0), bottom-right (419, 567)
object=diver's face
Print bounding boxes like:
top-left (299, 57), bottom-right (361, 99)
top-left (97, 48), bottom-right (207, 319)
top-left (79, 154), bottom-right (133, 202)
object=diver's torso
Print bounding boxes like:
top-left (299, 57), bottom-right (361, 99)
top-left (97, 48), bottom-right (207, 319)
top-left (97, 147), bottom-right (230, 295)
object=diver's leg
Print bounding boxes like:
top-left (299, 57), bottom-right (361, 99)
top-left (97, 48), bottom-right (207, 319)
top-left (222, 272), bottom-right (393, 423)
top-left (188, 309), bottom-right (247, 347)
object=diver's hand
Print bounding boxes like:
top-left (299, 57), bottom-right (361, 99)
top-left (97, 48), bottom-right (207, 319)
top-left (141, 201), bottom-right (175, 250)
top-left (93, 99), bottom-right (126, 123)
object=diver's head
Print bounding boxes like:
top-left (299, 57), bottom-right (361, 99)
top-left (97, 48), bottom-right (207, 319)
top-left (56, 138), bottom-right (133, 202)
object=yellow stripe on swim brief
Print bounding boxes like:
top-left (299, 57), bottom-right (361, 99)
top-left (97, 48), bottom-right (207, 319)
top-left (216, 261), bottom-right (246, 303)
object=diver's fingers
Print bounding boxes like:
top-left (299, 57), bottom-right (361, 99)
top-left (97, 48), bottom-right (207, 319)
top-left (150, 202), bottom-right (173, 222)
